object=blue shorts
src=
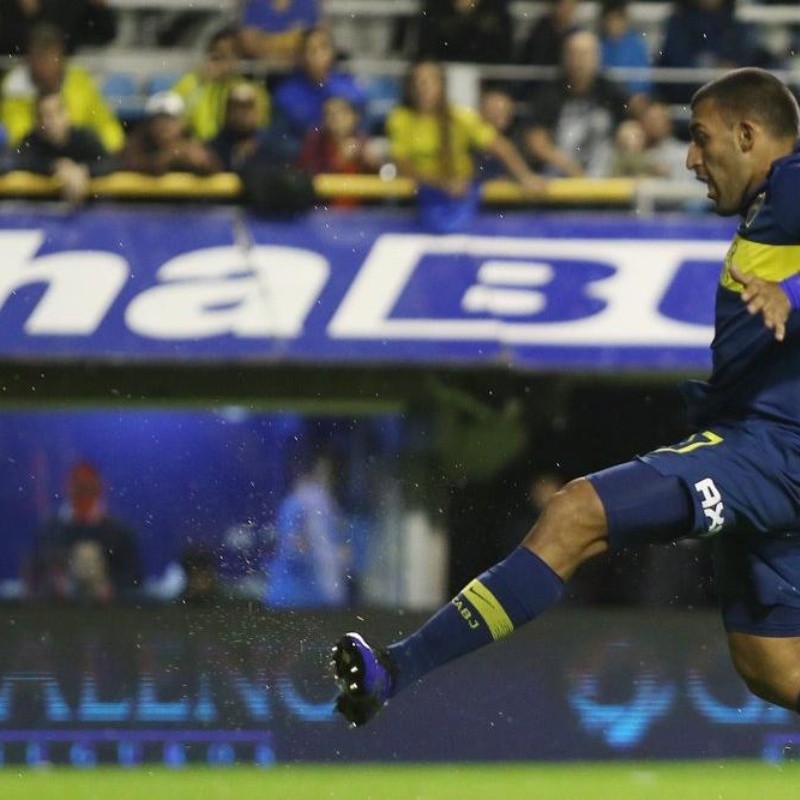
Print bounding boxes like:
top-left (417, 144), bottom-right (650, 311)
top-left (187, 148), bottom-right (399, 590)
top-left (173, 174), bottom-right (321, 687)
top-left (592, 417), bottom-right (800, 636)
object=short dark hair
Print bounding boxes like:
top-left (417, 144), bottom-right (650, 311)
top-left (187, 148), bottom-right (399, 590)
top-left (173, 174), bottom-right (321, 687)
top-left (208, 25), bottom-right (239, 51)
top-left (691, 67), bottom-right (800, 140)
top-left (600, 0), bottom-right (629, 18)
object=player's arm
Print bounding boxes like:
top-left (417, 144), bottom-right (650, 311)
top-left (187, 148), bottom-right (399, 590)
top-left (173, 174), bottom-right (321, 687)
top-left (729, 264), bottom-right (792, 342)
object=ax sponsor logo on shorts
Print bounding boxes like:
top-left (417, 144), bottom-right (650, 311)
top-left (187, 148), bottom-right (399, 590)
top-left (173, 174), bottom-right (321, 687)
top-left (694, 477), bottom-right (725, 535)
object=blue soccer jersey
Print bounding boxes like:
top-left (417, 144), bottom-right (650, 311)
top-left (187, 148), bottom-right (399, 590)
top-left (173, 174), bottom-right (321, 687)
top-left (682, 144), bottom-right (800, 427)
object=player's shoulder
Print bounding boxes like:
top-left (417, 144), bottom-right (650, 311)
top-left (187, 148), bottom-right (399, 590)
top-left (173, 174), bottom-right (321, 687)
top-left (767, 145), bottom-right (800, 238)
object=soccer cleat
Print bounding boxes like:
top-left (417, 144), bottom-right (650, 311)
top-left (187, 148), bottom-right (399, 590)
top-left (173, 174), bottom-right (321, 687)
top-left (332, 632), bottom-right (396, 727)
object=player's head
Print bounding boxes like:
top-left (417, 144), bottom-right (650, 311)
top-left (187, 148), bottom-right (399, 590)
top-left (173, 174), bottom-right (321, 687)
top-left (687, 68), bottom-right (799, 216)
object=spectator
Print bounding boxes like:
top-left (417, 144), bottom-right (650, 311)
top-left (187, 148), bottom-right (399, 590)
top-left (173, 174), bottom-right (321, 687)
top-left (239, 0), bottom-right (320, 64)
top-left (476, 83), bottom-right (535, 179)
top-left (264, 453), bottom-right (349, 608)
top-left (525, 30), bottom-right (630, 177)
top-left (657, 0), bottom-right (758, 103)
top-left (122, 91), bottom-right (223, 176)
top-left (210, 82), bottom-right (268, 172)
top-left (388, 60), bottom-right (544, 231)
top-left (640, 99), bottom-right (691, 180)
top-left (297, 95), bottom-right (378, 176)
top-left (599, 0), bottom-right (652, 99)
top-left (271, 26), bottom-right (368, 161)
top-left (12, 91), bottom-right (116, 202)
top-left (417, 0), bottom-right (513, 64)
top-left (297, 95), bottom-right (381, 208)
top-left (516, 0), bottom-right (579, 70)
top-left (173, 26), bottom-right (270, 142)
top-left (609, 118), bottom-right (656, 177)
top-left (26, 461), bottom-right (142, 603)
top-left (0, 23), bottom-right (124, 152)
top-left (0, 0), bottom-right (116, 56)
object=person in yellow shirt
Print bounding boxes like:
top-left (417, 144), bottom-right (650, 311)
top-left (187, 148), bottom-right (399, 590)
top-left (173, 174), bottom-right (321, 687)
top-left (388, 59), bottom-right (543, 198)
top-left (387, 60), bottom-right (544, 232)
top-left (172, 26), bottom-right (269, 142)
top-left (1, 22), bottom-right (124, 153)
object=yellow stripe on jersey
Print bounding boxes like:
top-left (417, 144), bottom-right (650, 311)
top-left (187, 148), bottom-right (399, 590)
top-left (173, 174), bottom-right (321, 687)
top-left (653, 430), bottom-right (723, 455)
top-left (722, 235), bottom-right (800, 292)
top-left (462, 579), bottom-right (515, 640)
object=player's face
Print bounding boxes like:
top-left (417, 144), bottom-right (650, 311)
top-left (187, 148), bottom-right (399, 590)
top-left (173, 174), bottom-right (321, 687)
top-left (686, 98), bottom-right (752, 216)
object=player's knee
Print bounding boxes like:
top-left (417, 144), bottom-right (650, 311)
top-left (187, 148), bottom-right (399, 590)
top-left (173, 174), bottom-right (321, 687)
top-left (730, 649), bottom-right (788, 707)
top-left (525, 478), bottom-right (608, 571)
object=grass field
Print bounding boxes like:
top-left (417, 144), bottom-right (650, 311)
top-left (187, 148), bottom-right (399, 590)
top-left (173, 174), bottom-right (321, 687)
top-left (0, 762), bottom-right (798, 800)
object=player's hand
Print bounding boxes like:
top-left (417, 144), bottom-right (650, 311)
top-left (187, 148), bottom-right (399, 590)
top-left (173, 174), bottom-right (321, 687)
top-left (729, 264), bottom-right (791, 342)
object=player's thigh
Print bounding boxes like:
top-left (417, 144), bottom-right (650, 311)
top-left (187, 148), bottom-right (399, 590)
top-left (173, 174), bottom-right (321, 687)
top-left (727, 631), bottom-right (800, 709)
top-left (641, 422), bottom-right (800, 538)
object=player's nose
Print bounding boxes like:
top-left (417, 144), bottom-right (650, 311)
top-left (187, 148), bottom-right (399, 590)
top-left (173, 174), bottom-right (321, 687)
top-left (685, 141), bottom-right (701, 172)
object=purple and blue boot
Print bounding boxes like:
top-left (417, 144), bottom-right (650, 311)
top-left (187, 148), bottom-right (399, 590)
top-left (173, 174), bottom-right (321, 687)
top-left (332, 632), bottom-right (397, 727)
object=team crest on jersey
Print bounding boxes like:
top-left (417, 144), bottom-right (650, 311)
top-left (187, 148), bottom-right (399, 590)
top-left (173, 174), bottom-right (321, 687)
top-left (744, 192), bottom-right (766, 229)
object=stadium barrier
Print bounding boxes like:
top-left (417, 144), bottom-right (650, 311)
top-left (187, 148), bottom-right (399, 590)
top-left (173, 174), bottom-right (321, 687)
top-left (0, 170), bottom-right (705, 210)
top-left (0, 605), bottom-right (792, 766)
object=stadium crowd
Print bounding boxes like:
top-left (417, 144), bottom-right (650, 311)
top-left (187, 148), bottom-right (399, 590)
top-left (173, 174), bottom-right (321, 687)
top-left (0, 0), bottom-right (793, 209)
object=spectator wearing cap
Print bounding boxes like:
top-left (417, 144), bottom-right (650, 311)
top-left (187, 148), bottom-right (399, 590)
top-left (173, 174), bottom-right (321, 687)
top-left (12, 91), bottom-right (117, 202)
top-left (122, 91), bottom-right (222, 175)
top-left (172, 26), bottom-right (270, 142)
top-left (239, 0), bottom-right (320, 64)
top-left (0, 22), bottom-right (124, 151)
top-left (209, 82), bottom-right (269, 171)
top-left (271, 26), bottom-right (367, 161)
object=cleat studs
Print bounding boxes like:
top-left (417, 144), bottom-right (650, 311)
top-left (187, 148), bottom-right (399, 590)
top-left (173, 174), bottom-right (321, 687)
top-left (350, 666), bottom-right (358, 674)
top-left (350, 683), bottom-right (358, 690)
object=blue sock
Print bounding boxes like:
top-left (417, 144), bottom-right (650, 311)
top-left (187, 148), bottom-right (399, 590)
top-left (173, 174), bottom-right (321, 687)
top-left (387, 547), bottom-right (564, 695)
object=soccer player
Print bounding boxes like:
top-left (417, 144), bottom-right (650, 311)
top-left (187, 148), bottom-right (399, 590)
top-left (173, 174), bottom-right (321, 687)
top-left (332, 67), bottom-right (800, 726)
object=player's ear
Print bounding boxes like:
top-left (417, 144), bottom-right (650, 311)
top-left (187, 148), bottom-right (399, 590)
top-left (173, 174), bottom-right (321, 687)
top-left (737, 120), bottom-right (757, 153)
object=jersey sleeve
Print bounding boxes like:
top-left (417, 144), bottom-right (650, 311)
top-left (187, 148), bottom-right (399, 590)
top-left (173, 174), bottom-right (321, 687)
top-left (770, 158), bottom-right (800, 237)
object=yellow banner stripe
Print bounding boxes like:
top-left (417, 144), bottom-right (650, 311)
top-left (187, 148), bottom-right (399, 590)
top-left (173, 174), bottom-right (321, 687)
top-left (463, 579), bottom-right (515, 641)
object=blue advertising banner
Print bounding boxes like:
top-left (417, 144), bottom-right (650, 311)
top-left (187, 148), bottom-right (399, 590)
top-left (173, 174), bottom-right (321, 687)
top-left (0, 607), bottom-right (796, 765)
top-left (0, 208), bottom-right (738, 370)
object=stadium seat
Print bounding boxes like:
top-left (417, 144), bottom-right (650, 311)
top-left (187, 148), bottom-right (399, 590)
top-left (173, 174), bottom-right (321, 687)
top-left (102, 72), bottom-right (144, 123)
top-left (145, 72), bottom-right (183, 96)
top-left (363, 74), bottom-right (401, 135)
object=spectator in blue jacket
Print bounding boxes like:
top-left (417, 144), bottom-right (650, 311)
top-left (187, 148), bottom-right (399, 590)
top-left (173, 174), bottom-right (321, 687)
top-left (272, 26), bottom-right (367, 161)
top-left (599, 0), bottom-right (652, 100)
